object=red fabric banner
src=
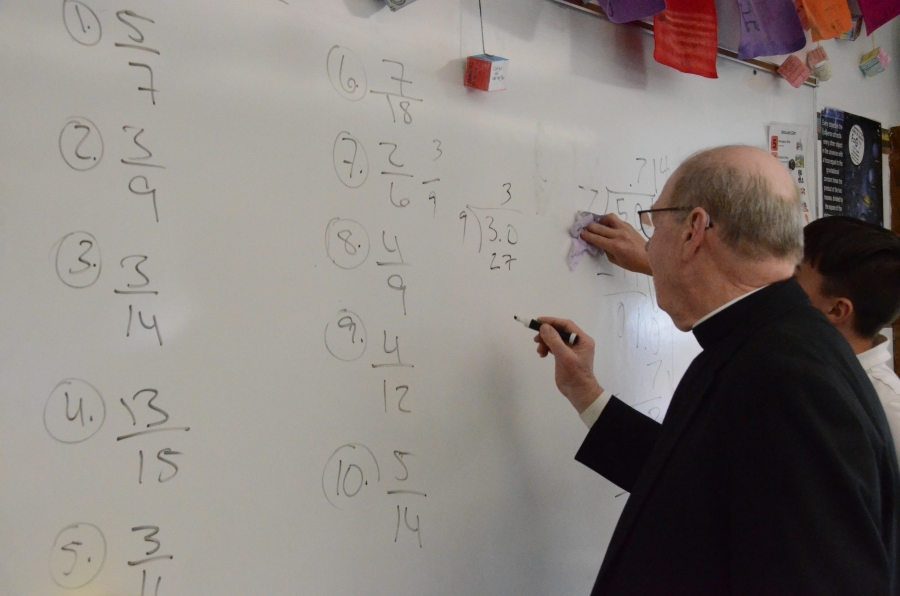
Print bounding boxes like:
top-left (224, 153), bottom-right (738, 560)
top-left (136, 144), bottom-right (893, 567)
top-left (653, 0), bottom-right (719, 79)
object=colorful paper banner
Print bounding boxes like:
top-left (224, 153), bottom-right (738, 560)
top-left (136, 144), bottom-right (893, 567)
top-left (857, 0), bottom-right (900, 34)
top-left (653, 0), bottom-right (719, 78)
top-left (597, 0), bottom-right (667, 23)
top-left (803, 0), bottom-right (853, 41)
top-left (736, 0), bottom-right (807, 59)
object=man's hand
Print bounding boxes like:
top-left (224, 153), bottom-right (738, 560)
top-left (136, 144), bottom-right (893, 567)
top-left (581, 214), bottom-right (652, 276)
top-left (534, 317), bottom-right (603, 414)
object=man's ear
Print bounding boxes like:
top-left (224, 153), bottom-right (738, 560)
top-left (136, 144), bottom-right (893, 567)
top-left (681, 208), bottom-right (709, 257)
top-left (823, 296), bottom-right (854, 326)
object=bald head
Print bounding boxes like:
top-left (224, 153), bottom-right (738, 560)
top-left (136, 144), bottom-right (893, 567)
top-left (711, 145), bottom-right (799, 197)
top-left (664, 145), bottom-right (803, 262)
top-left (647, 145), bottom-right (804, 330)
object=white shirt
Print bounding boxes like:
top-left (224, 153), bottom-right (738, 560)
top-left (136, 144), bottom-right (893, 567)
top-left (857, 337), bottom-right (900, 465)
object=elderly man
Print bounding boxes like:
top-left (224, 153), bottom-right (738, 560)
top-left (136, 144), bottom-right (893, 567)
top-left (584, 178), bottom-right (900, 466)
top-left (537, 146), bottom-right (899, 594)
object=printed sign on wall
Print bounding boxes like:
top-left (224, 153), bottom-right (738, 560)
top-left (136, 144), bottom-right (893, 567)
top-left (820, 108), bottom-right (883, 225)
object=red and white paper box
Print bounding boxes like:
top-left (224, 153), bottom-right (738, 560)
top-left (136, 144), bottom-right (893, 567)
top-left (777, 55), bottom-right (811, 88)
top-left (806, 46), bottom-right (833, 81)
top-left (465, 54), bottom-right (508, 91)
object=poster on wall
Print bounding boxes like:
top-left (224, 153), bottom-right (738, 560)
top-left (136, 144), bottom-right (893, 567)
top-left (819, 107), bottom-right (883, 226)
top-left (769, 123), bottom-right (812, 223)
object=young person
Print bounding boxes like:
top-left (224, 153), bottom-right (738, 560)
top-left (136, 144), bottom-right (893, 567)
top-left (795, 215), bottom-right (900, 462)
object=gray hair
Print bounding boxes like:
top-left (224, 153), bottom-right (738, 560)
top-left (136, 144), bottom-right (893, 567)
top-left (668, 147), bottom-right (804, 262)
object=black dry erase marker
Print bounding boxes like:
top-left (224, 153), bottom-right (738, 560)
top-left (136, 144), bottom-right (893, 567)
top-left (514, 316), bottom-right (578, 345)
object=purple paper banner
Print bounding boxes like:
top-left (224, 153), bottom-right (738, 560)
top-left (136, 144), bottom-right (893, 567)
top-left (736, 0), bottom-right (807, 59)
top-left (597, 0), bottom-right (667, 23)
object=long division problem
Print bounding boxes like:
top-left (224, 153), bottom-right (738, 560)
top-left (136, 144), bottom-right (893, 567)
top-left (577, 155), bottom-right (678, 419)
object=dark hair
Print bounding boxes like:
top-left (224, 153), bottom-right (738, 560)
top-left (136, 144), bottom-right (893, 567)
top-left (804, 216), bottom-right (900, 338)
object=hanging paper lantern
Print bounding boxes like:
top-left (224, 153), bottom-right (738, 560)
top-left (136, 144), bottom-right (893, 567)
top-left (859, 47), bottom-right (891, 76)
top-left (836, 16), bottom-right (864, 40)
top-left (465, 55), bottom-right (509, 91)
top-left (384, 0), bottom-right (419, 10)
top-left (807, 46), bottom-right (833, 81)
top-left (778, 54), bottom-right (812, 87)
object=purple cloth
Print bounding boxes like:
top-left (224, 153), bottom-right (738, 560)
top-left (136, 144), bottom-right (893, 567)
top-left (597, 0), bottom-right (666, 23)
top-left (736, 0), bottom-right (807, 59)
top-left (568, 211), bottom-right (605, 271)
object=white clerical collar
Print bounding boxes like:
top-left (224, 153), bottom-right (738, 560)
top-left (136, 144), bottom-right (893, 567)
top-left (692, 285), bottom-right (769, 329)
top-left (857, 335), bottom-right (892, 371)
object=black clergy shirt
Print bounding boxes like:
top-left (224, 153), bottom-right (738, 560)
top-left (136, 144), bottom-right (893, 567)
top-left (575, 278), bottom-right (900, 596)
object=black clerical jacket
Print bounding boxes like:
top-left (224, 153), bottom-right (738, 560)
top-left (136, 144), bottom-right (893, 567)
top-left (576, 279), bottom-right (899, 595)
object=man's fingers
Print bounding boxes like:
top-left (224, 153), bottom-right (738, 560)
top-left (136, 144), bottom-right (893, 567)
top-left (538, 323), bottom-right (567, 354)
top-left (598, 213), bottom-right (625, 228)
top-left (580, 229), bottom-right (612, 251)
top-left (536, 316), bottom-right (586, 338)
top-left (583, 222), bottom-right (618, 239)
top-left (534, 333), bottom-right (550, 357)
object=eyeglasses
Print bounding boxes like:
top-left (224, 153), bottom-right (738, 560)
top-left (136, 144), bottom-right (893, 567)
top-left (636, 207), bottom-right (713, 240)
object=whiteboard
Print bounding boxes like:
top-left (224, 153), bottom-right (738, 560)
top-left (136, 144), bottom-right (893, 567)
top-left (0, 1), bottom-right (815, 594)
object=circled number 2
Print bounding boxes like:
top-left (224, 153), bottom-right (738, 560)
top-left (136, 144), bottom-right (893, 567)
top-left (59, 117), bottom-right (104, 171)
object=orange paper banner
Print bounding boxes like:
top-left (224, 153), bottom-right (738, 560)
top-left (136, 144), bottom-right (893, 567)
top-left (803, 0), bottom-right (853, 40)
top-left (654, 0), bottom-right (719, 79)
